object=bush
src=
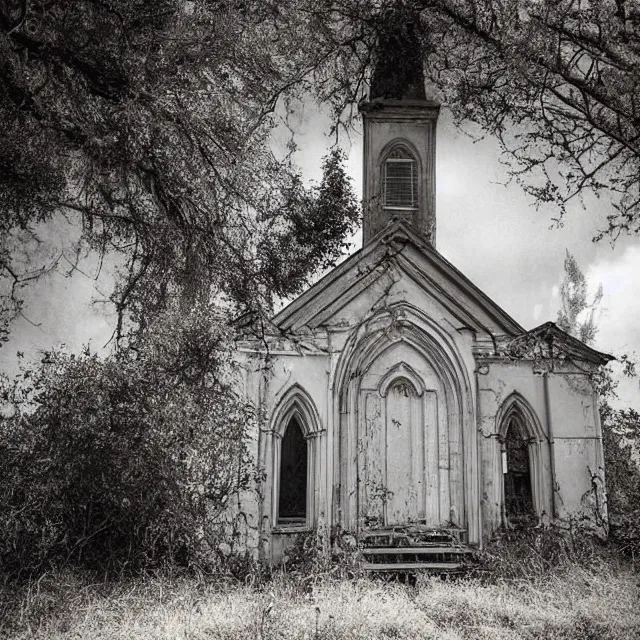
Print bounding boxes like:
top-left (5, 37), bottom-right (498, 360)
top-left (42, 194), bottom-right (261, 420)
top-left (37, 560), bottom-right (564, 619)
top-left (472, 523), bottom-right (612, 582)
top-left (601, 407), bottom-right (640, 556)
top-left (260, 525), bottom-right (364, 585)
top-left (0, 305), bottom-right (255, 581)
top-left (593, 363), bottom-right (640, 557)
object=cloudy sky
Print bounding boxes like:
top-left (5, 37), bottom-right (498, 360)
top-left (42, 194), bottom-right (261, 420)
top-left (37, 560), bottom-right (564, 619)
top-left (3, 100), bottom-right (640, 408)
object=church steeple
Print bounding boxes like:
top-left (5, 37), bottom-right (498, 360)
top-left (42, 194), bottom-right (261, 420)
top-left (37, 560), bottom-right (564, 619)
top-left (359, 7), bottom-right (440, 246)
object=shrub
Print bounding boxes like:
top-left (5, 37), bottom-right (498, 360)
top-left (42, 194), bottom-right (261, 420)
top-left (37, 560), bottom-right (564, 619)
top-left (601, 407), bottom-right (640, 556)
top-left (472, 523), bottom-right (611, 582)
top-left (0, 305), bottom-right (255, 581)
top-left (593, 363), bottom-right (640, 557)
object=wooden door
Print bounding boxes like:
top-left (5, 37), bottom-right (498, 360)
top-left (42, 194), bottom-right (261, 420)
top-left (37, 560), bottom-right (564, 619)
top-left (385, 379), bottom-right (422, 524)
top-left (359, 377), bottom-right (428, 527)
top-left (356, 348), bottom-right (451, 530)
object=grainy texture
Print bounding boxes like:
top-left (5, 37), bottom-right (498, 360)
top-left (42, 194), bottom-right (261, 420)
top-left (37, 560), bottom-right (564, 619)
top-left (3, 564), bottom-right (638, 639)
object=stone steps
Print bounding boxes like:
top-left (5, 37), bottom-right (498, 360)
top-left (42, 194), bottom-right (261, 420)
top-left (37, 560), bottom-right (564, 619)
top-left (362, 561), bottom-right (465, 572)
top-left (359, 525), bottom-right (475, 574)
top-left (362, 546), bottom-right (473, 555)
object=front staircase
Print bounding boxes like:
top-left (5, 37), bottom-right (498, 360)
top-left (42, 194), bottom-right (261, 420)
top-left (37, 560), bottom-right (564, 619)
top-left (360, 525), bottom-right (475, 573)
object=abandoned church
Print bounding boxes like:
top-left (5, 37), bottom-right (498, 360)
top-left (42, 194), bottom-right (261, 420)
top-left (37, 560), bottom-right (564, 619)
top-left (235, 44), bottom-right (612, 566)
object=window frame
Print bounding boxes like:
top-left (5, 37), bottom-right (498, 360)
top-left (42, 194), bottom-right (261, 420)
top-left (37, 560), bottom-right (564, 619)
top-left (382, 146), bottom-right (419, 211)
top-left (501, 417), bottom-right (535, 522)
top-left (276, 416), bottom-right (308, 527)
top-left (269, 385), bottom-right (324, 533)
top-left (496, 393), bottom-right (551, 528)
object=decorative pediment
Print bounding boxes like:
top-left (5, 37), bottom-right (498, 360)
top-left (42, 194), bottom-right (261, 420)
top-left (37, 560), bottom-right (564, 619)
top-left (489, 322), bottom-right (613, 367)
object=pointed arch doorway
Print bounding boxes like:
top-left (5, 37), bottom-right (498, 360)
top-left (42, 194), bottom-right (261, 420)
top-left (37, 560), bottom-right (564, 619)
top-left (334, 307), bottom-right (479, 543)
top-left (355, 344), bottom-right (460, 531)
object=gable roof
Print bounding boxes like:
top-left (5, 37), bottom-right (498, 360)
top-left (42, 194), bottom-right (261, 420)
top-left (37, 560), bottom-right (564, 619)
top-left (273, 220), bottom-right (525, 337)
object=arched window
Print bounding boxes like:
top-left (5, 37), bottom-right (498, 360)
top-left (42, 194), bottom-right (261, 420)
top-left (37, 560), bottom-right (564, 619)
top-left (502, 417), bottom-right (534, 522)
top-left (277, 417), bottom-right (307, 526)
top-left (496, 393), bottom-right (552, 530)
top-left (384, 147), bottom-right (418, 209)
top-left (270, 385), bottom-right (323, 532)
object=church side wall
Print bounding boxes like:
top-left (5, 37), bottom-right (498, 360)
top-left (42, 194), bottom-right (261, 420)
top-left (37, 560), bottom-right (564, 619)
top-left (476, 359), bottom-right (605, 538)
top-left (545, 369), bottom-right (606, 527)
top-left (475, 360), bottom-right (551, 537)
top-left (237, 349), bottom-right (332, 562)
top-left (194, 351), bottom-right (263, 561)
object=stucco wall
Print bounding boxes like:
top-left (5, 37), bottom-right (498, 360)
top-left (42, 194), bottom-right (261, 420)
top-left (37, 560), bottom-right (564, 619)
top-left (476, 359), bottom-right (605, 537)
top-left (546, 370), bottom-right (605, 523)
top-left (477, 360), bottom-right (551, 535)
top-left (236, 311), bottom-right (606, 561)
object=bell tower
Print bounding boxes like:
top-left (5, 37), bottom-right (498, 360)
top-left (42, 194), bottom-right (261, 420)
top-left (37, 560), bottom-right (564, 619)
top-left (359, 11), bottom-right (440, 246)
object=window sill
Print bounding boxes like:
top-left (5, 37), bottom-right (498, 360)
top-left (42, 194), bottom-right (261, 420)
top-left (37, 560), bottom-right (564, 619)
top-left (272, 524), bottom-right (310, 534)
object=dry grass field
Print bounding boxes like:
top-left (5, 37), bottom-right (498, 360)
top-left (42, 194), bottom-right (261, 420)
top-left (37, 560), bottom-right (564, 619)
top-left (1, 558), bottom-right (638, 640)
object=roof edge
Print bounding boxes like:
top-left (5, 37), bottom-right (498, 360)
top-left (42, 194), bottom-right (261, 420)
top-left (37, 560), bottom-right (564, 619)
top-left (273, 220), bottom-right (525, 336)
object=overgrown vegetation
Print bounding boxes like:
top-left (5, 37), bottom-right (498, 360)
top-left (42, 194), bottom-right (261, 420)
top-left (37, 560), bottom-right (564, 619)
top-left (599, 399), bottom-right (640, 556)
top-left (0, 542), bottom-right (637, 639)
top-left (1, 7), bottom-right (639, 631)
top-left (0, 305), bottom-right (254, 581)
top-left (0, 426), bottom-right (637, 637)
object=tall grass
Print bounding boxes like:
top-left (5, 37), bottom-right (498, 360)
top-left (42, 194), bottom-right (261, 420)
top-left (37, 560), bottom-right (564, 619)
top-left (1, 556), bottom-right (638, 639)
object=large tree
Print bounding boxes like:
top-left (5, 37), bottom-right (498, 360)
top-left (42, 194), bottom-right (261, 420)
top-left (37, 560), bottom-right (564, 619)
top-left (556, 250), bottom-right (603, 344)
top-left (2, 0), bottom-right (640, 340)
top-left (0, 0), bottom-right (361, 342)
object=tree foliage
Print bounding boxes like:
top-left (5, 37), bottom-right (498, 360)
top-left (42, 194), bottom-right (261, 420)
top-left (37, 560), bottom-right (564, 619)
top-left (0, 0), bottom-right (362, 340)
top-left (557, 250), bottom-right (603, 345)
top-left (418, 0), bottom-right (640, 239)
top-left (0, 305), bottom-right (253, 579)
top-left (4, 1), bottom-right (640, 339)
top-left (596, 379), bottom-right (640, 554)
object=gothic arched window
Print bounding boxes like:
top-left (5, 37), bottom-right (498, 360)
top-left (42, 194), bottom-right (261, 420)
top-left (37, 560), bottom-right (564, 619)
top-left (384, 147), bottom-right (418, 209)
top-left (503, 418), bottom-right (534, 522)
top-left (277, 416), bottom-right (308, 525)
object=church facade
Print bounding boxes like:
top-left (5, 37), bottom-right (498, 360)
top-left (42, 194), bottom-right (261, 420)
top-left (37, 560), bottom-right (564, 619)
top-left (235, 87), bottom-right (611, 562)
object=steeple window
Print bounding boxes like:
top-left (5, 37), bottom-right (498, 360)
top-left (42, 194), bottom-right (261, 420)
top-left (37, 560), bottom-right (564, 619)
top-left (384, 147), bottom-right (418, 209)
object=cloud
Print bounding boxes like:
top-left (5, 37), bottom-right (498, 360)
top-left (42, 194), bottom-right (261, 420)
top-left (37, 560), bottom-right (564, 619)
top-left (585, 246), bottom-right (640, 410)
top-left (588, 246), bottom-right (640, 356)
